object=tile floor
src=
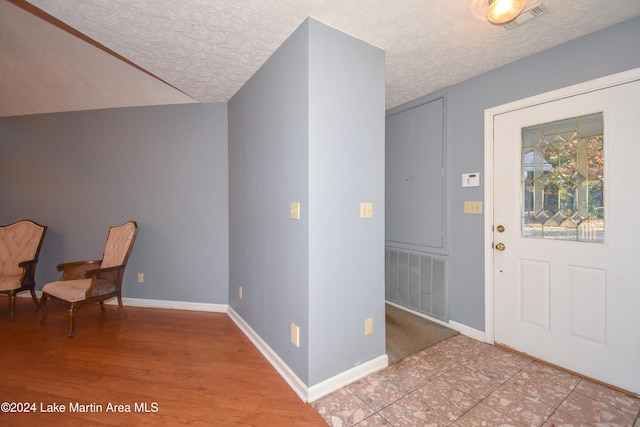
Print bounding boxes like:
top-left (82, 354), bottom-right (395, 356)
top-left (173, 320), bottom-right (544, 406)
top-left (312, 334), bottom-right (640, 426)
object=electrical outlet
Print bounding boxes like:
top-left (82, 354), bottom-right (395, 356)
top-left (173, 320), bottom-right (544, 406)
top-left (360, 202), bottom-right (373, 219)
top-left (238, 286), bottom-right (243, 299)
top-left (291, 323), bottom-right (300, 347)
top-left (137, 273), bottom-right (144, 283)
top-left (365, 317), bottom-right (373, 335)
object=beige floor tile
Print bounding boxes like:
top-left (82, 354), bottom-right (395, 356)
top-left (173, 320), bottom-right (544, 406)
top-left (521, 361), bottom-right (581, 390)
top-left (377, 393), bottom-right (453, 426)
top-left (464, 351), bottom-right (526, 382)
top-left (434, 335), bottom-right (486, 363)
top-left (483, 383), bottom-right (555, 426)
top-left (412, 379), bottom-right (481, 421)
top-left (455, 402), bottom-right (524, 427)
top-left (354, 413), bottom-right (393, 426)
top-left (415, 354), bottom-right (461, 379)
top-left (573, 381), bottom-right (640, 419)
top-left (559, 390), bottom-right (637, 426)
top-left (437, 365), bottom-right (502, 400)
top-left (312, 335), bottom-right (640, 427)
top-left (346, 372), bottom-right (407, 412)
top-left (505, 370), bottom-right (573, 407)
top-left (542, 409), bottom-right (595, 427)
top-left (380, 356), bottom-right (435, 392)
top-left (311, 388), bottom-right (374, 427)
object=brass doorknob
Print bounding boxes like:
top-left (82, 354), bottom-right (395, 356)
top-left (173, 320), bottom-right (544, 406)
top-left (496, 225), bottom-right (505, 233)
top-left (495, 242), bottom-right (506, 251)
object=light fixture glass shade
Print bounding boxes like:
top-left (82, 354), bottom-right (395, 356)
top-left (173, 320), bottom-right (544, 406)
top-left (486, 0), bottom-right (526, 24)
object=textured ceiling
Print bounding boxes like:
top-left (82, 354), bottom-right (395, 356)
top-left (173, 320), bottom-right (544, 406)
top-left (2, 0), bottom-right (639, 117)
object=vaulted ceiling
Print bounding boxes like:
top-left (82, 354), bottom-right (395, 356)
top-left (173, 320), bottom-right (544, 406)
top-left (2, 0), bottom-right (639, 117)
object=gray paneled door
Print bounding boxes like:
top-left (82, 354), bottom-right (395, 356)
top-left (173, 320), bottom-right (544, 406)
top-left (386, 98), bottom-right (444, 250)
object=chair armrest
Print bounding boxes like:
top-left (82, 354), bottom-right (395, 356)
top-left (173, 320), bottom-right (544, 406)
top-left (84, 264), bottom-right (124, 279)
top-left (84, 264), bottom-right (125, 298)
top-left (17, 258), bottom-right (38, 286)
top-left (57, 260), bottom-right (102, 280)
top-left (18, 258), bottom-right (37, 268)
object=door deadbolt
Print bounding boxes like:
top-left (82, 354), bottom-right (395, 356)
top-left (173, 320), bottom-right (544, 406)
top-left (495, 242), bottom-right (506, 251)
top-left (496, 225), bottom-right (505, 233)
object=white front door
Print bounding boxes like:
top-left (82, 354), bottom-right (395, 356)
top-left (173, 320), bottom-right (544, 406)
top-left (487, 71), bottom-right (640, 395)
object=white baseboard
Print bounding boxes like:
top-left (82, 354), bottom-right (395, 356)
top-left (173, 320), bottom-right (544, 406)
top-left (18, 291), bottom-right (228, 313)
top-left (448, 320), bottom-right (486, 342)
top-left (110, 297), bottom-right (228, 313)
top-left (307, 354), bottom-right (388, 402)
top-left (227, 306), bottom-right (389, 403)
top-left (386, 301), bottom-right (486, 343)
top-left (227, 306), bottom-right (309, 401)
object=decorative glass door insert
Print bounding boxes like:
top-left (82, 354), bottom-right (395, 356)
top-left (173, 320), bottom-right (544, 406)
top-left (521, 112), bottom-right (604, 242)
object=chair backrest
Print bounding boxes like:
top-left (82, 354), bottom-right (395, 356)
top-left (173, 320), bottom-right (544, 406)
top-left (0, 220), bottom-right (47, 277)
top-left (101, 221), bottom-right (138, 269)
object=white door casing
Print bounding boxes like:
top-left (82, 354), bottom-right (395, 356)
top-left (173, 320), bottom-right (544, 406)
top-left (484, 68), bottom-right (640, 395)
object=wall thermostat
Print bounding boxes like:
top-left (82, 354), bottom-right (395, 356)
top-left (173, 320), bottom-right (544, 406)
top-left (462, 172), bottom-right (480, 187)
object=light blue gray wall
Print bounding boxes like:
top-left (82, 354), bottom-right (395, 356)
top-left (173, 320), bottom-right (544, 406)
top-left (228, 18), bottom-right (386, 386)
top-left (307, 19), bottom-right (386, 385)
top-left (390, 16), bottom-right (640, 331)
top-left (228, 17), bottom-right (311, 379)
top-left (0, 103), bottom-right (229, 304)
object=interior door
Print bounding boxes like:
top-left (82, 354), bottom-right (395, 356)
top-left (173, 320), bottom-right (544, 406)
top-left (492, 78), bottom-right (640, 394)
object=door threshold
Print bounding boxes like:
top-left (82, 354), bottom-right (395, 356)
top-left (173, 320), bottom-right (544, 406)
top-left (494, 343), bottom-right (639, 399)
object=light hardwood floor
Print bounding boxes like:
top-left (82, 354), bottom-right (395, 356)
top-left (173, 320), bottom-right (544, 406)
top-left (0, 297), bottom-right (327, 426)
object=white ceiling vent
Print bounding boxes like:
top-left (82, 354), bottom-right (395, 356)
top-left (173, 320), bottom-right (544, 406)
top-left (504, 3), bottom-right (549, 30)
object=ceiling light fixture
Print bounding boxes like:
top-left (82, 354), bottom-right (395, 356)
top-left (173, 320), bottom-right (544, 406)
top-left (486, 0), bottom-right (526, 24)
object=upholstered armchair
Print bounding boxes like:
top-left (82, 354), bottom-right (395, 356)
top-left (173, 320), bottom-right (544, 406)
top-left (0, 220), bottom-right (47, 320)
top-left (40, 221), bottom-right (137, 337)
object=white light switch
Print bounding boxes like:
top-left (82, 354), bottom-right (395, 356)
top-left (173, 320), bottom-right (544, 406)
top-left (462, 172), bottom-right (480, 187)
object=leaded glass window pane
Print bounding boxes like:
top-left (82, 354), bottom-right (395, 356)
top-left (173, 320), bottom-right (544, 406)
top-left (521, 113), bottom-right (604, 242)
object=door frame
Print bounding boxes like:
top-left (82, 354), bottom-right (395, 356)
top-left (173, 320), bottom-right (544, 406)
top-left (483, 67), bottom-right (640, 344)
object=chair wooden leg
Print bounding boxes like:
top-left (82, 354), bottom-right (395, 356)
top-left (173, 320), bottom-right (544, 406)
top-left (68, 305), bottom-right (77, 338)
top-left (99, 301), bottom-right (106, 312)
top-left (29, 287), bottom-right (41, 308)
top-left (9, 293), bottom-right (15, 322)
top-left (117, 292), bottom-right (128, 319)
top-left (40, 293), bottom-right (48, 324)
